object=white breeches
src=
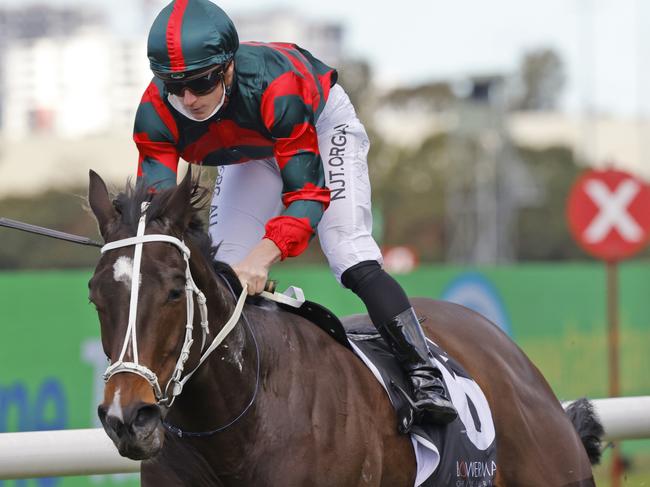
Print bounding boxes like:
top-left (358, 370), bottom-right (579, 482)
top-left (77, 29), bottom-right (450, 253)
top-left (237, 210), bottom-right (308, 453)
top-left (208, 84), bottom-right (382, 283)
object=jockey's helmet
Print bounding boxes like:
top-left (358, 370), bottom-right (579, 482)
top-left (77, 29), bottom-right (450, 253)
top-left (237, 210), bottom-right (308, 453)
top-left (147, 0), bottom-right (239, 81)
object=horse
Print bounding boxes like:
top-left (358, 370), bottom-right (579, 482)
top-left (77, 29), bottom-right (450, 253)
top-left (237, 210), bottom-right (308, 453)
top-left (87, 168), bottom-right (603, 487)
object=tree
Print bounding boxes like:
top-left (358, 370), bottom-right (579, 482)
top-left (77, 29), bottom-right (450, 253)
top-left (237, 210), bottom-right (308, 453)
top-left (514, 48), bottom-right (565, 111)
top-left (369, 133), bottom-right (449, 261)
top-left (335, 59), bottom-right (374, 118)
top-left (0, 189), bottom-right (100, 269)
top-left (381, 81), bottom-right (456, 112)
top-left (514, 145), bottom-right (585, 260)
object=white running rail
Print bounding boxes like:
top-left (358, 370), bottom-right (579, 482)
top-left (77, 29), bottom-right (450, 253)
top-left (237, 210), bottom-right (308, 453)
top-left (0, 396), bottom-right (649, 479)
top-left (0, 428), bottom-right (140, 479)
top-left (569, 396), bottom-right (650, 442)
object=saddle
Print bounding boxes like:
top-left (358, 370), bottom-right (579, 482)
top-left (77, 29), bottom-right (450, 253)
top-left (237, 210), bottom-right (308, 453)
top-left (271, 297), bottom-right (498, 487)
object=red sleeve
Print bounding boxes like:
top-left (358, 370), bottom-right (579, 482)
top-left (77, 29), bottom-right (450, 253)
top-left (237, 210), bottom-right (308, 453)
top-left (133, 81), bottom-right (181, 190)
top-left (259, 71), bottom-right (330, 258)
top-left (264, 216), bottom-right (314, 260)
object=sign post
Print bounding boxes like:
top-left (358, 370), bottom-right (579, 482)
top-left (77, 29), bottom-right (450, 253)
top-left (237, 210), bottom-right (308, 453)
top-left (606, 261), bottom-right (619, 399)
top-left (566, 168), bottom-right (650, 487)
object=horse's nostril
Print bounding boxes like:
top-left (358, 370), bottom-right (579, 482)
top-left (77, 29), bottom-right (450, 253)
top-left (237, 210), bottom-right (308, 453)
top-left (134, 404), bottom-right (161, 429)
top-left (97, 404), bottom-right (107, 423)
top-left (105, 414), bottom-right (126, 437)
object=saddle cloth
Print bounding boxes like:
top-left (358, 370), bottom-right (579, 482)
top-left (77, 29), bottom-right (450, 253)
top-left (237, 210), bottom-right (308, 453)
top-left (277, 300), bottom-right (498, 487)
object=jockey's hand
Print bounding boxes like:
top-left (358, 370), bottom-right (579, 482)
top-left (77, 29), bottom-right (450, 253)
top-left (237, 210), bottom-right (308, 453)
top-left (232, 238), bottom-right (282, 295)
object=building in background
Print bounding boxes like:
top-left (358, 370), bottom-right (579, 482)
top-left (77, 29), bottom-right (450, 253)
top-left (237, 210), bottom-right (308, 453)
top-left (0, 5), bottom-right (104, 132)
top-left (0, 3), bottom-right (159, 139)
top-left (0, 3), bottom-right (346, 195)
top-left (2, 29), bottom-right (151, 138)
top-left (0, 3), bottom-right (344, 140)
top-left (232, 8), bottom-right (343, 67)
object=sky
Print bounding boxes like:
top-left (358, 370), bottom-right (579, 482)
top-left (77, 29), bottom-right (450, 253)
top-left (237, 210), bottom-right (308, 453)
top-left (5, 0), bottom-right (650, 117)
top-left (220, 0), bottom-right (649, 117)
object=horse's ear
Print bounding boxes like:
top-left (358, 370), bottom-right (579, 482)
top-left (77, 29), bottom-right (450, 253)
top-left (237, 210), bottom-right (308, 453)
top-left (164, 166), bottom-right (193, 232)
top-left (88, 170), bottom-right (118, 239)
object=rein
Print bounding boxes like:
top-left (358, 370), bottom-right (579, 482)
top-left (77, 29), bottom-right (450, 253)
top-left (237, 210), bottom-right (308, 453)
top-left (4, 206), bottom-right (284, 435)
top-left (163, 275), bottom-right (261, 438)
top-left (100, 202), bottom-right (247, 408)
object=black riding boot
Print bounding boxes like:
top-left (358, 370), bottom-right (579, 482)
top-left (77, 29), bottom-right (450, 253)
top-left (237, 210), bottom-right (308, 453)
top-left (341, 260), bottom-right (458, 426)
top-left (379, 307), bottom-right (458, 425)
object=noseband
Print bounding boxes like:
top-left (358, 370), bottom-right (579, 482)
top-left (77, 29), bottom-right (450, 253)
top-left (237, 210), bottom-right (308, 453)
top-left (100, 202), bottom-right (247, 407)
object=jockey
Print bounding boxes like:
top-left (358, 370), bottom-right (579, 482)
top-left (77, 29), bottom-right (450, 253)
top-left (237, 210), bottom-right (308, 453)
top-left (136, 0), bottom-right (457, 426)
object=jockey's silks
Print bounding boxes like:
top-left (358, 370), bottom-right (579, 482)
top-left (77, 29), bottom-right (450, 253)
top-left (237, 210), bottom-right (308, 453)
top-left (134, 42), bottom-right (337, 259)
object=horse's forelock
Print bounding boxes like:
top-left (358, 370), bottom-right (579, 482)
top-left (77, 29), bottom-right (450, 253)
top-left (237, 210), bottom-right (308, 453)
top-left (109, 179), bottom-right (213, 258)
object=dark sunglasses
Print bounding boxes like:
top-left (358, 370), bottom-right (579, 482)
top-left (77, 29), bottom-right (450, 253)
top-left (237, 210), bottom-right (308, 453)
top-left (163, 66), bottom-right (224, 96)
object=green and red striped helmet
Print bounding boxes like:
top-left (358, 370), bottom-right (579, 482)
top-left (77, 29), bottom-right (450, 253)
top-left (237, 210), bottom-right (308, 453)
top-left (147, 0), bottom-right (239, 79)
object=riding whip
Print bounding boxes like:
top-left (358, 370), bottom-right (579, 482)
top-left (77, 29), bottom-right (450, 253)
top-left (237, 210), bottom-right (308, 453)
top-left (0, 217), bottom-right (103, 248)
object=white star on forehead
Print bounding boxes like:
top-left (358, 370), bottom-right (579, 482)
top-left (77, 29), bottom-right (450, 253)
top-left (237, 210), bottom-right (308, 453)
top-left (113, 256), bottom-right (139, 289)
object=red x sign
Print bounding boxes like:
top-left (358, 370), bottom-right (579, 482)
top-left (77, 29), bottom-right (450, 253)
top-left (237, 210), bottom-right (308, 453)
top-left (567, 168), bottom-right (650, 261)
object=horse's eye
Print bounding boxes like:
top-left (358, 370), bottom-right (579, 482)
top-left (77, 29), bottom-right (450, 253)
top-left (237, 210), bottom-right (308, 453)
top-left (168, 289), bottom-right (184, 302)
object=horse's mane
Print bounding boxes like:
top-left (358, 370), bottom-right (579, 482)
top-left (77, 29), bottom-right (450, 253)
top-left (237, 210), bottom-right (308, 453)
top-left (111, 179), bottom-right (242, 293)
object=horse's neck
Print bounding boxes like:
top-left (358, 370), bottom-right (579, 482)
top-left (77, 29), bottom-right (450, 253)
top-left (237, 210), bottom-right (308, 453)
top-left (165, 247), bottom-right (259, 445)
top-left (164, 244), bottom-right (374, 481)
top-left (164, 281), bottom-right (385, 484)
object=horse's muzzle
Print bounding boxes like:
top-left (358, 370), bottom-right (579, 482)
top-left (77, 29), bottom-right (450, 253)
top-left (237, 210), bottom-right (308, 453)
top-left (98, 402), bottom-right (164, 460)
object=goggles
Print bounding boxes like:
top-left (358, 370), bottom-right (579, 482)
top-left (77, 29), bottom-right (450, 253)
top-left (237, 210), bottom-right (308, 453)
top-left (158, 65), bottom-right (225, 97)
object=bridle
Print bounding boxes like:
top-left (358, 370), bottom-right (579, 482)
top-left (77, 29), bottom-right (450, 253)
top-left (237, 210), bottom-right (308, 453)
top-left (100, 202), bottom-right (247, 407)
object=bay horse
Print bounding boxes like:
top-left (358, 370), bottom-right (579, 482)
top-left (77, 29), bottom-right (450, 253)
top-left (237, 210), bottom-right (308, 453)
top-left (87, 169), bottom-right (602, 486)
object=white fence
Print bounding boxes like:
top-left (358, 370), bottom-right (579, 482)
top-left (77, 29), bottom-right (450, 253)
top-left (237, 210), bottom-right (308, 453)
top-left (0, 428), bottom-right (140, 479)
top-left (0, 396), bottom-right (649, 480)
top-left (582, 396), bottom-right (650, 441)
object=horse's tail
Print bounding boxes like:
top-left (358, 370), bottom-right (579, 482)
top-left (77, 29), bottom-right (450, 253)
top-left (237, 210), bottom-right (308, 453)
top-left (565, 397), bottom-right (605, 465)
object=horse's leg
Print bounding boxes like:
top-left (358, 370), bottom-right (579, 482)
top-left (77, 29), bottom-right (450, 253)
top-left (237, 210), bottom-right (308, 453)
top-left (413, 300), bottom-right (596, 487)
top-left (376, 430), bottom-right (416, 487)
top-left (489, 387), bottom-right (596, 486)
top-left (465, 374), bottom-right (596, 486)
top-left (141, 462), bottom-right (185, 487)
top-left (491, 373), bottom-right (601, 486)
top-left (141, 439), bottom-right (226, 487)
top-left (252, 393), bottom-right (415, 487)
top-left (352, 365), bottom-right (416, 487)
